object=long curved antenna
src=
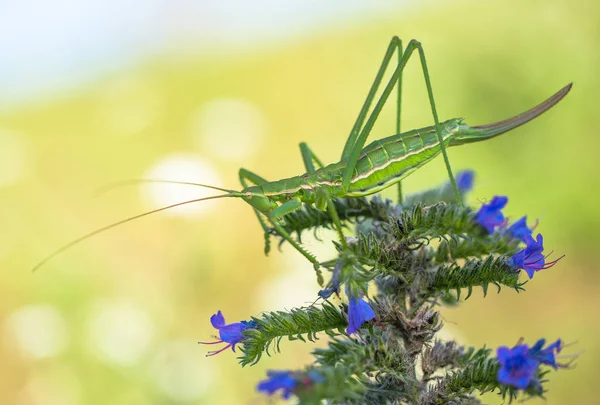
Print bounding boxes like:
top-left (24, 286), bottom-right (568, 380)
top-left (32, 193), bottom-right (243, 272)
top-left (94, 179), bottom-right (240, 197)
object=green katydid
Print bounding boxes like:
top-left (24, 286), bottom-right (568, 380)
top-left (32, 37), bottom-right (572, 280)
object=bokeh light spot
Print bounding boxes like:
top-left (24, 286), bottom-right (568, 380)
top-left (19, 366), bottom-right (81, 405)
top-left (143, 154), bottom-right (222, 217)
top-left (150, 340), bottom-right (216, 401)
top-left (5, 304), bottom-right (68, 359)
top-left (192, 98), bottom-right (266, 161)
top-left (0, 129), bottom-right (29, 187)
top-left (87, 300), bottom-right (154, 366)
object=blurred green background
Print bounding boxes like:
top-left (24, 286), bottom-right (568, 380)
top-left (1, 0), bottom-right (598, 404)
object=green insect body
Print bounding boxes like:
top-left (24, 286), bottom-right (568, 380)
top-left (32, 37), bottom-right (572, 281)
top-left (242, 80), bottom-right (570, 225)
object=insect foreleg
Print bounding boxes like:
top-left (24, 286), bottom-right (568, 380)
top-left (239, 168), bottom-right (272, 255)
top-left (240, 168), bottom-right (321, 283)
top-left (268, 207), bottom-right (323, 285)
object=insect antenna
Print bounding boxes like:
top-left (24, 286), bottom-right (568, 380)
top-left (93, 179), bottom-right (240, 197)
top-left (32, 192), bottom-right (245, 273)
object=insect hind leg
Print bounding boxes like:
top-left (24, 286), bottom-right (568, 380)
top-left (406, 40), bottom-right (462, 205)
top-left (341, 38), bottom-right (462, 206)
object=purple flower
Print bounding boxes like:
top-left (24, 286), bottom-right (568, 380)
top-left (475, 196), bottom-right (508, 233)
top-left (198, 311), bottom-right (256, 356)
top-left (506, 216), bottom-right (533, 243)
top-left (257, 370), bottom-right (324, 399)
top-left (497, 339), bottom-right (563, 389)
top-left (455, 170), bottom-right (475, 192)
top-left (346, 289), bottom-right (376, 334)
top-left (257, 370), bottom-right (297, 399)
top-left (509, 234), bottom-right (564, 279)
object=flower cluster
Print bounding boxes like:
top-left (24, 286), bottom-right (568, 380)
top-left (475, 196), bottom-right (563, 278)
top-left (497, 339), bottom-right (563, 389)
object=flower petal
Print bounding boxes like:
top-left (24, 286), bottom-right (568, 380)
top-left (456, 170), bottom-right (474, 191)
top-left (346, 297), bottom-right (376, 334)
top-left (257, 370), bottom-right (297, 399)
top-left (219, 322), bottom-right (246, 344)
top-left (210, 310), bottom-right (226, 329)
top-left (475, 195), bottom-right (508, 233)
top-left (507, 216), bottom-right (532, 242)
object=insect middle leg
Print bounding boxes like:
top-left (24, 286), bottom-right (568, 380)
top-left (299, 142), bottom-right (348, 251)
top-left (341, 38), bottom-right (463, 206)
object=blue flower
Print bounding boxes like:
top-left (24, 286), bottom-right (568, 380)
top-left (257, 370), bottom-right (324, 400)
top-left (455, 170), bottom-right (475, 192)
top-left (318, 260), bottom-right (342, 299)
top-left (346, 289), bottom-right (376, 334)
top-left (318, 287), bottom-right (337, 299)
top-left (506, 216), bottom-right (533, 242)
top-left (497, 339), bottom-right (563, 389)
top-left (198, 311), bottom-right (257, 356)
top-left (497, 344), bottom-right (539, 389)
top-left (509, 234), bottom-right (563, 279)
top-left (257, 370), bottom-right (297, 399)
top-left (475, 196), bottom-right (508, 233)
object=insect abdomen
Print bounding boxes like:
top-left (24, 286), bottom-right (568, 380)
top-left (346, 119), bottom-right (461, 196)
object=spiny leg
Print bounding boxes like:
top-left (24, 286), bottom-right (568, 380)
top-left (269, 200), bottom-right (323, 285)
top-left (341, 39), bottom-right (462, 205)
top-left (299, 143), bottom-right (348, 251)
top-left (239, 168), bottom-right (273, 255)
top-left (241, 165), bottom-right (322, 281)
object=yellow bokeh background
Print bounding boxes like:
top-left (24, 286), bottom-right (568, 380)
top-left (1, 1), bottom-right (598, 404)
